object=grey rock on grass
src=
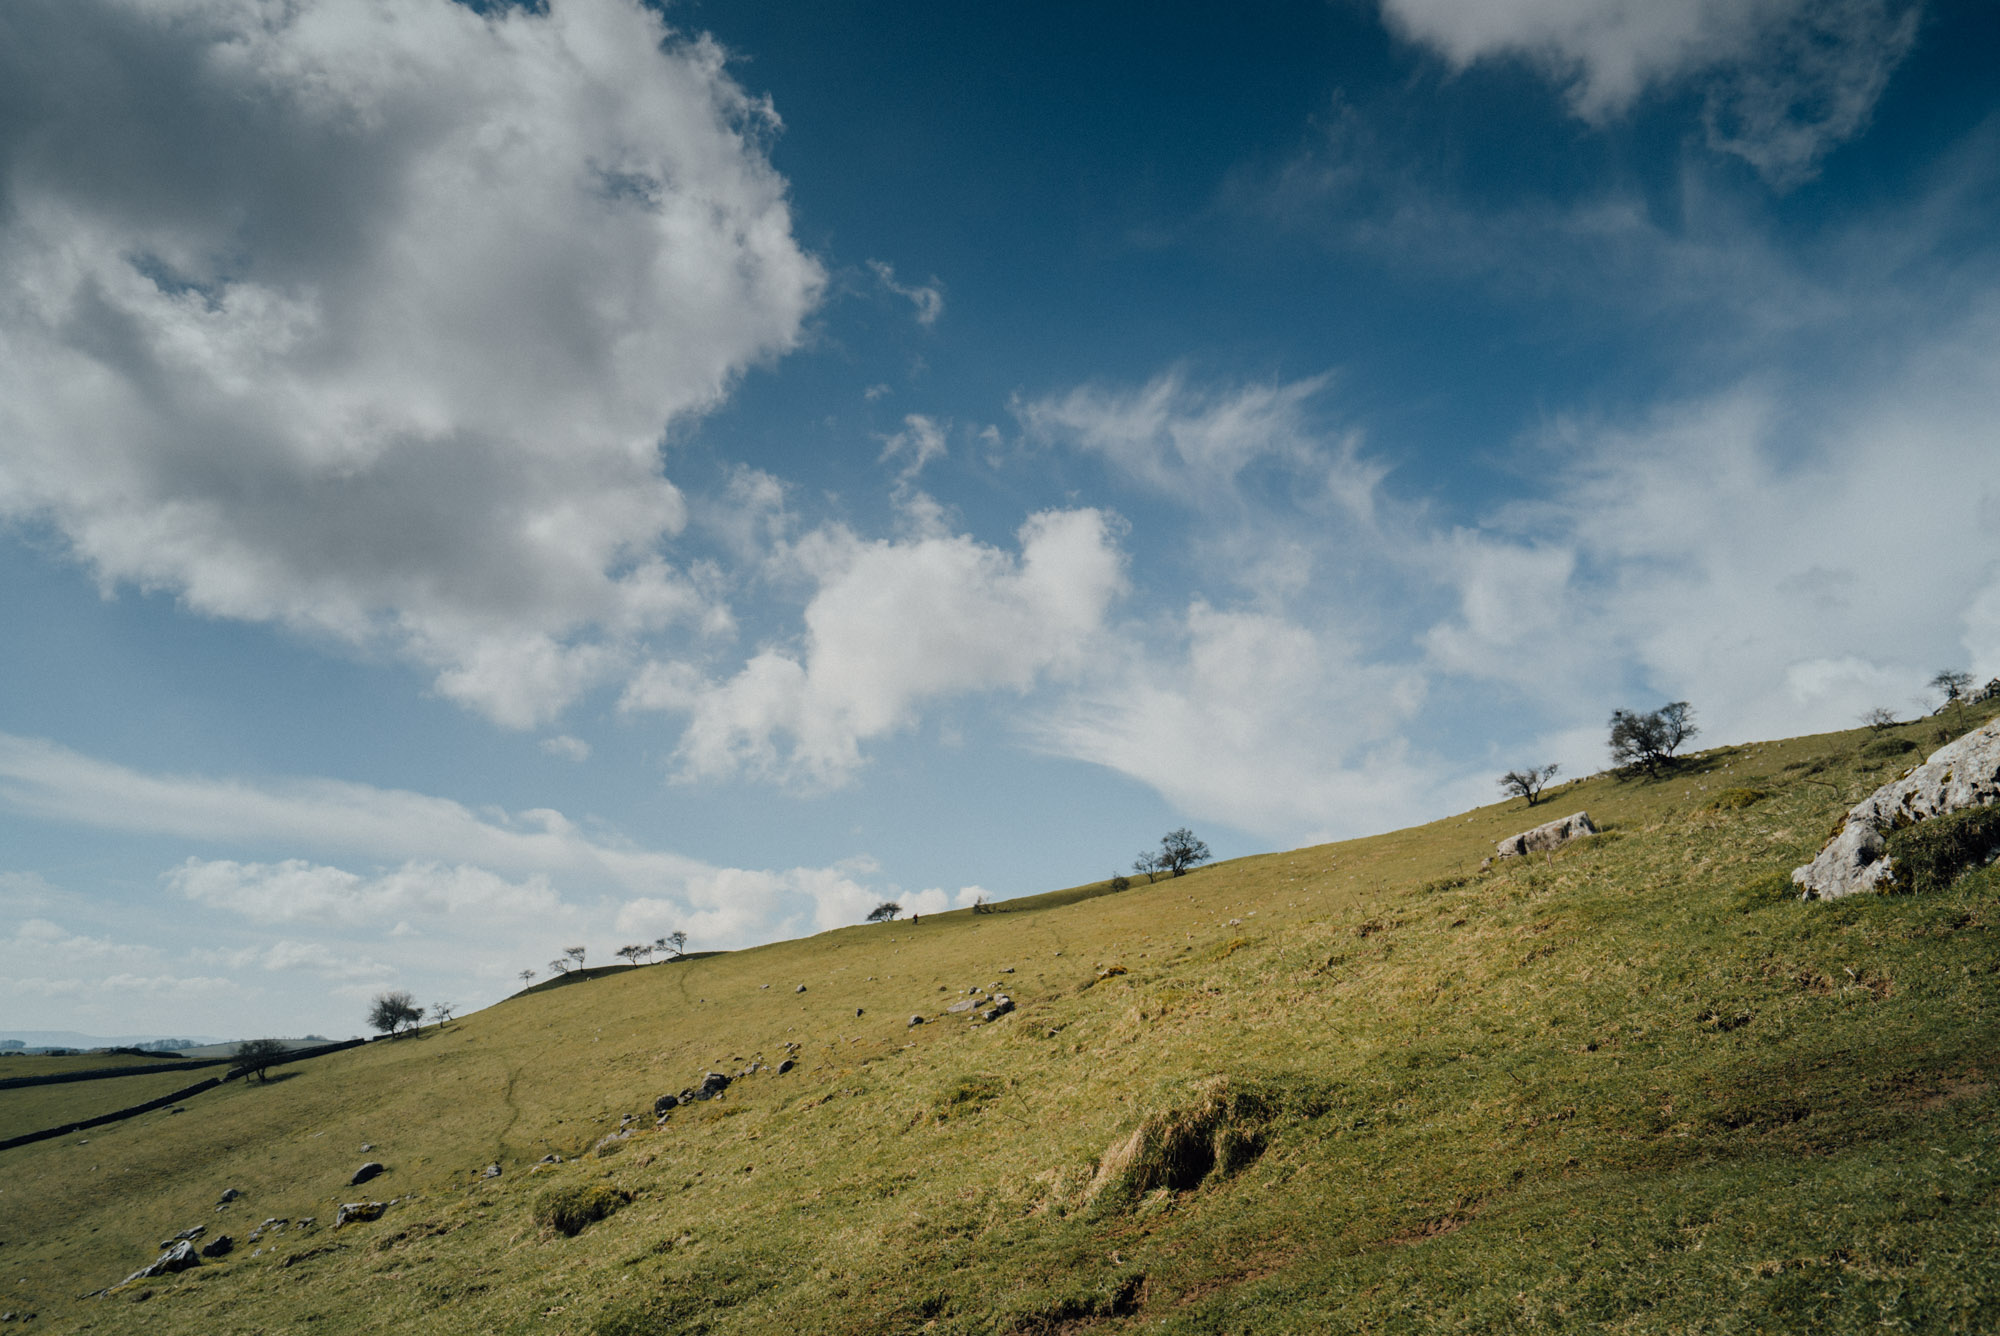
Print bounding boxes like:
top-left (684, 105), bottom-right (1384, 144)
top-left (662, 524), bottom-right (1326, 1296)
top-left (1794, 717), bottom-right (2000, 899)
top-left (1495, 811), bottom-right (1597, 859)
top-left (350, 1161), bottom-right (385, 1186)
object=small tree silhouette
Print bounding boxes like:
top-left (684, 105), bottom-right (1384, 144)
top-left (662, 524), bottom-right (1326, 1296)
top-left (518, 968), bottom-right (537, 986)
top-left (1158, 828), bottom-right (1212, 877)
top-left (233, 1037), bottom-right (288, 1082)
top-left (866, 901), bottom-right (902, 923)
top-left (1499, 763), bottom-right (1560, 807)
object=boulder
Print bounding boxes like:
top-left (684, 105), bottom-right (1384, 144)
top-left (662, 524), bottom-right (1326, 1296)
top-left (907, 1015), bottom-right (925, 1027)
top-left (537, 1154), bottom-right (563, 1165)
top-left (199, 1235), bottom-right (233, 1258)
top-left (480, 1163), bottom-right (502, 1179)
top-left (795, 984), bottom-right (807, 993)
top-left (980, 996), bottom-right (1015, 1022)
top-left (700, 1071), bottom-right (731, 1095)
top-left (334, 1201), bottom-right (386, 1227)
top-left (777, 1058), bottom-right (796, 1074)
top-left (1793, 717), bottom-right (2000, 899)
top-left (653, 1094), bottom-right (680, 1115)
top-left (349, 1161), bottom-right (385, 1186)
top-left (216, 1188), bottom-right (242, 1204)
top-left (946, 998), bottom-right (978, 1014)
top-left (160, 1226), bottom-right (204, 1247)
top-left (122, 1240), bottom-right (199, 1285)
top-left (1495, 811), bottom-right (1598, 859)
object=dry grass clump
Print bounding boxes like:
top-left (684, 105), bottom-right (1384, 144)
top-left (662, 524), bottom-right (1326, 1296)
top-left (1088, 1075), bottom-right (1315, 1204)
top-left (536, 1182), bottom-right (629, 1237)
top-left (1705, 786), bottom-right (1769, 812)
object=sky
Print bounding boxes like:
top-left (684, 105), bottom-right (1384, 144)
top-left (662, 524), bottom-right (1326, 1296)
top-left (2, 0), bottom-right (1997, 1040)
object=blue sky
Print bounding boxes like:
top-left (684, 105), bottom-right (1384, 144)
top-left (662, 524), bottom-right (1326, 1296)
top-left (3, 0), bottom-right (1997, 1039)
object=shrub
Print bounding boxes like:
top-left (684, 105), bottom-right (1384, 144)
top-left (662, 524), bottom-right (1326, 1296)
top-left (1884, 805), bottom-right (2000, 895)
top-left (1087, 1076), bottom-right (1329, 1206)
top-left (1862, 735), bottom-right (1918, 760)
top-left (536, 1183), bottom-right (630, 1237)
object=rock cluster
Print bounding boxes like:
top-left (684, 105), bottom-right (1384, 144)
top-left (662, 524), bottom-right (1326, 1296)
top-left (1793, 718), bottom-right (2000, 899)
top-left (121, 1240), bottom-right (198, 1285)
top-left (334, 1201), bottom-right (386, 1227)
top-left (1495, 811), bottom-right (1598, 859)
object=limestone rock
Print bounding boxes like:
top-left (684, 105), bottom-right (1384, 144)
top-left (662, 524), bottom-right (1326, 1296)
top-left (350, 1161), bottom-right (385, 1186)
top-left (795, 984), bottom-right (807, 993)
top-left (1793, 717), bottom-right (2000, 900)
top-left (159, 1226), bottom-right (203, 1248)
top-left (216, 1188), bottom-right (242, 1204)
top-left (653, 1094), bottom-right (679, 1115)
top-left (980, 996), bottom-right (1015, 1022)
top-left (199, 1235), bottom-right (233, 1258)
top-left (908, 1015), bottom-right (925, 1027)
top-left (946, 997), bottom-right (978, 1014)
top-left (480, 1164), bottom-right (501, 1179)
top-left (334, 1201), bottom-right (386, 1227)
top-left (123, 1240), bottom-right (199, 1285)
top-left (777, 1058), bottom-right (796, 1074)
top-left (1495, 811), bottom-right (1598, 859)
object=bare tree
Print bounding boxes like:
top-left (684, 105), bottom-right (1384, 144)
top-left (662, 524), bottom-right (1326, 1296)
top-left (615, 944), bottom-right (645, 966)
top-left (547, 958), bottom-right (569, 976)
top-left (1159, 827), bottom-right (1212, 877)
top-left (432, 1001), bottom-right (456, 1027)
top-left (232, 1037), bottom-right (289, 1082)
top-left (1861, 707), bottom-right (1898, 732)
top-left (518, 968), bottom-right (537, 986)
top-left (1498, 763), bottom-right (1560, 806)
top-left (659, 931), bottom-right (688, 959)
top-left (367, 990), bottom-right (421, 1039)
top-left (1133, 850), bottom-right (1163, 884)
top-left (564, 945), bottom-right (587, 970)
top-left (1931, 669), bottom-right (1973, 709)
top-left (1610, 702), bottom-right (1698, 775)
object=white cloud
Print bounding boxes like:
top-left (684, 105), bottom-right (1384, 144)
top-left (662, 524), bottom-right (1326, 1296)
top-left (1378, 0), bottom-right (1919, 183)
top-left (540, 735), bottom-right (592, 763)
top-left (0, 0), bottom-right (823, 728)
top-left (879, 414), bottom-right (949, 483)
top-left (868, 259), bottom-right (945, 326)
top-left (169, 857), bottom-right (564, 928)
top-left (637, 509), bottom-right (1127, 786)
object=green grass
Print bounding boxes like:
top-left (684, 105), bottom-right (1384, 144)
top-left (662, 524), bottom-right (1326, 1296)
top-left (3, 707), bottom-right (1997, 1333)
top-left (0, 1069), bottom-right (219, 1143)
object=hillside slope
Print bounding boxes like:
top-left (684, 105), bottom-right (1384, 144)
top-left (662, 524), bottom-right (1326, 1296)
top-left (3, 707), bottom-right (1998, 1335)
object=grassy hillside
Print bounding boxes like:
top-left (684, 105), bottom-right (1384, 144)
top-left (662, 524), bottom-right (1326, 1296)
top-left (3, 707), bottom-right (1997, 1334)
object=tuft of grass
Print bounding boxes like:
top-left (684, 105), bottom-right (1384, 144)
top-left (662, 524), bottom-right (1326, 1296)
top-left (1088, 1075), bottom-right (1325, 1206)
top-left (1884, 803), bottom-right (2000, 895)
top-left (1705, 786), bottom-right (1770, 811)
top-left (536, 1182), bottom-right (629, 1237)
top-left (1862, 735), bottom-right (1920, 760)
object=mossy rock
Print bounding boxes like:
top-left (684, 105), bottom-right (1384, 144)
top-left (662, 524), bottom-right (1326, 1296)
top-left (1705, 787), bottom-right (1769, 812)
top-left (1884, 804), bottom-right (2000, 895)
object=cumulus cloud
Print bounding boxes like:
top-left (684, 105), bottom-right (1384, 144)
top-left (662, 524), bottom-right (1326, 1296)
top-left (632, 508), bottom-right (1127, 786)
top-left (0, 0), bottom-right (822, 727)
top-left (540, 735), bottom-right (592, 763)
top-left (1378, 0), bottom-right (1920, 183)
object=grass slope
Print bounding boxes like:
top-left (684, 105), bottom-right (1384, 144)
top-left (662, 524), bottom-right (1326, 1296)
top-left (3, 708), bottom-right (1998, 1334)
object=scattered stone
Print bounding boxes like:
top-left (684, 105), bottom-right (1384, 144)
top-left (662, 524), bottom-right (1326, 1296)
top-left (480, 1164), bottom-right (502, 1179)
top-left (855, 1007), bottom-right (864, 1017)
top-left (360, 1143), bottom-right (373, 1151)
top-left (1002, 967), bottom-right (1014, 973)
top-left (159, 1227), bottom-right (204, 1248)
top-left (980, 996), bottom-right (1015, 1023)
top-left (296, 1218), bottom-right (315, 1230)
top-left (1495, 811), bottom-right (1598, 859)
top-left (1480, 857), bottom-right (1493, 871)
top-left (700, 1071), bottom-right (731, 1095)
top-left (795, 984), bottom-right (807, 993)
top-left (592, 1131), bottom-right (630, 1156)
top-left (946, 998), bottom-right (978, 1014)
top-left (216, 1188), bottom-right (242, 1204)
top-left (908, 1015), bottom-right (925, 1027)
top-left (537, 1154), bottom-right (563, 1165)
top-left (122, 1240), bottom-right (198, 1285)
top-left (334, 1202), bottom-right (386, 1227)
top-left (777, 1058), bottom-right (796, 1074)
top-left (199, 1235), bottom-right (233, 1259)
top-left (1793, 718), bottom-right (2000, 899)
top-left (349, 1162), bottom-right (385, 1186)
top-left (653, 1094), bottom-right (679, 1115)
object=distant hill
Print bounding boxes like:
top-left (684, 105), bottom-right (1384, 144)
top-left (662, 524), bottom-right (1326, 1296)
top-left (3, 701), bottom-right (1997, 1333)
top-left (0, 1031), bottom-right (225, 1052)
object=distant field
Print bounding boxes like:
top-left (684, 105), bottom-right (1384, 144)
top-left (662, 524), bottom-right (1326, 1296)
top-left (0, 1052), bottom-right (194, 1078)
top-left (0, 1069), bottom-right (218, 1142)
top-left (2, 703), bottom-right (1996, 1334)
